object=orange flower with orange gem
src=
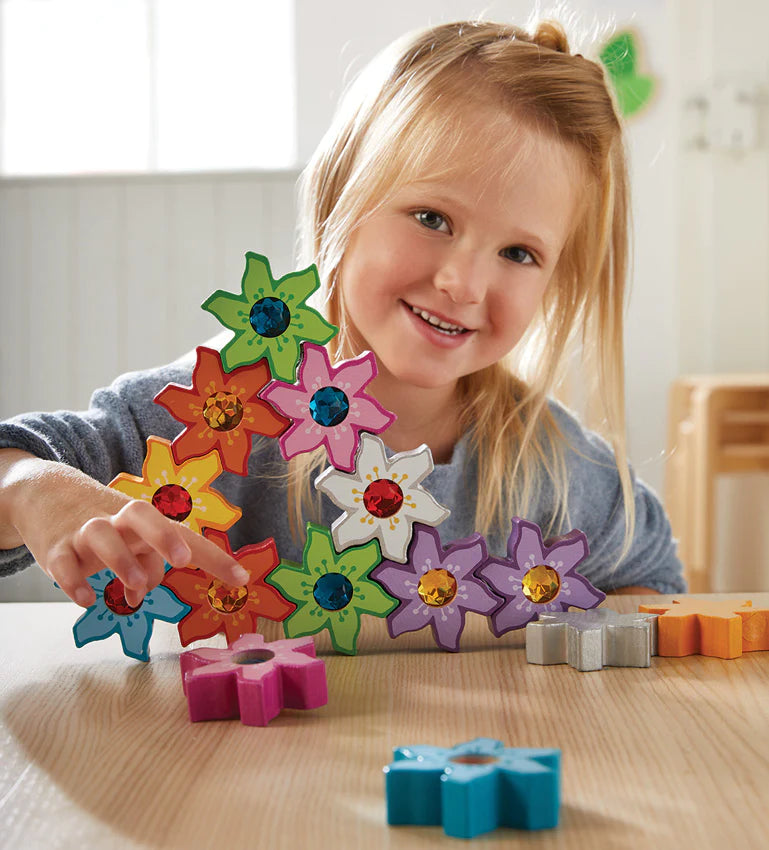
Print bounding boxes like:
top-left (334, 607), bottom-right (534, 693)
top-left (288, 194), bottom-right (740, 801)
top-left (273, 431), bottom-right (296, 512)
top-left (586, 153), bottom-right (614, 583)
top-left (154, 346), bottom-right (289, 476)
top-left (109, 437), bottom-right (242, 534)
top-left (163, 529), bottom-right (295, 645)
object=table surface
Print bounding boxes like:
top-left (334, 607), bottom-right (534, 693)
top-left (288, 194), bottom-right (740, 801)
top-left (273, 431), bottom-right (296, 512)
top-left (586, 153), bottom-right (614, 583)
top-left (2, 594), bottom-right (769, 849)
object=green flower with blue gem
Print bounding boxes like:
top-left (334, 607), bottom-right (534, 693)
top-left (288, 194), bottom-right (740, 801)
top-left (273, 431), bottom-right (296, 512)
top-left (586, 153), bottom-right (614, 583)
top-left (73, 567), bottom-right (190, 662)
top-left (202, 252), bottom-right (337, 382)
top-left (266, 523), bottom-right (397, 655)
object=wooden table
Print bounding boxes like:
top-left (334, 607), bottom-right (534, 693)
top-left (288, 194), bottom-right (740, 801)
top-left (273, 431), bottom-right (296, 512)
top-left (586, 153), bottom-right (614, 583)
top-left (2, 594), bottom-right (769, 848)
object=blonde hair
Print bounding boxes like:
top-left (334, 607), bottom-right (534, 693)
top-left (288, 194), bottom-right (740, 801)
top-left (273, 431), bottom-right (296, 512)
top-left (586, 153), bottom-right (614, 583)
top-left (291, 18), bottom-right (635, 563)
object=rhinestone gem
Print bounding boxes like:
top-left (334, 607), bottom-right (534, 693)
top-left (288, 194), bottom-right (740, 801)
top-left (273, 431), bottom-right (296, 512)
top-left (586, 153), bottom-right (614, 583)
top-left (151, 484), bottom-right (193, 522)
top-left (202, 391), bottom-right (244, 431)
top-left (309, 387), bottom-right (349, 427)
top-left (207, 579), bottom-right (249, 613)
top-left (249, 297), bottom-right (291, 337)
top-left (313, 573), bottom-right (354, 611)
top-left (103, 577), bottom-right (141, 615)
top-left (521, 564), bottom-right (561, 603)
top-left (363, 478), bottom-right (404, 518)
top-left (417, 568), bottom-right (457, 607)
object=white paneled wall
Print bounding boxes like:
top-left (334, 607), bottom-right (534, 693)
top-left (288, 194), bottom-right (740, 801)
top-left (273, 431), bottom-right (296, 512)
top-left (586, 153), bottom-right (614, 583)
top-left (0, 171), bottom-right (300, 417)
top-left (0, 170), bottom-right (299, 600)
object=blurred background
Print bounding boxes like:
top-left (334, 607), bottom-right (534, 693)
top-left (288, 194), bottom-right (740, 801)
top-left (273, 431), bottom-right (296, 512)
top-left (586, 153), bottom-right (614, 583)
top-left (1, 0), bottom-right (767, 600)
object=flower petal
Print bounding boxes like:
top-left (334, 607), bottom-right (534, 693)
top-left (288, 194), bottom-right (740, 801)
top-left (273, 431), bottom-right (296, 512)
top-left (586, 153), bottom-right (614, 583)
top-left (387, 601), bottom-right (429, 639)
top-left (117, 615), bottom-right (153, 662)
top-left (431, 608), bottom-right (464, 651)
top-left (73, 609), bottom-right (119, 646)
top-left (201, 291), bottom-right (249, 330)
top-left (293, 307), bottom-right (337, 347)
top-left (241, 253), bottom-right (274, 302)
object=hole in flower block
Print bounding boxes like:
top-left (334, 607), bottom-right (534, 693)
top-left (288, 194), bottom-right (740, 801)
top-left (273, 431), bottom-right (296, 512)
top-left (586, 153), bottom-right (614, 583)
top-left (231, 649), bottom-right (276, 665)
top-left (450, 755), bottom-right (500, 765)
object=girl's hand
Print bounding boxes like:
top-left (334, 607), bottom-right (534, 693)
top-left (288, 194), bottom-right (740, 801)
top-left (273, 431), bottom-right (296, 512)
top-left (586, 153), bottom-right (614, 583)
top-left (2, 454), bottom-right (249, 607)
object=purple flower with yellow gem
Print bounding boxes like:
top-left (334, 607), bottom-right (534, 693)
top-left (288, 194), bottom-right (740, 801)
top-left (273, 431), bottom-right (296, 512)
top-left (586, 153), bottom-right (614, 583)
top-left (201, 252), bottom-right (337, 382)
top-left (73, 567), bottom-right (190, 662)
top-left (371, 525), bottom-right (502, 652)
top-left (265, 523), bottom-right (397, 655)
top-left (477, 518), bottom-right (605, 637)
top-left (260, 343), bottom-right (396, 473)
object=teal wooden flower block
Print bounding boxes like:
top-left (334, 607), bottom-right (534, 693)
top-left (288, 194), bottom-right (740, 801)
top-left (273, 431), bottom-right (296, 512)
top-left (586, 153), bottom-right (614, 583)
top-left (384, 737), bottom-right (561, 839)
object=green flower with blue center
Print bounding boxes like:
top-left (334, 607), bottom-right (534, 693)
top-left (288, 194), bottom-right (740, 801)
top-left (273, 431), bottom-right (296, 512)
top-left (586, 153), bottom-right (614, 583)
top-left (266, 523), bottom-right (396, 655)
top-left (202, 252), bottom-right (337, 382)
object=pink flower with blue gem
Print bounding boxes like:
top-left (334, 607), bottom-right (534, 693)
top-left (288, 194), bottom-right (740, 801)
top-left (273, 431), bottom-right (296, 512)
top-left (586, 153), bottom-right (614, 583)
top-left (260, 343), bottom-right (396, 472)
top-left (477, 517), bottom-right (605, 636)
top-left (73, 567), bottom-right (190, 662)
top-left (370, 525), bottom-right (502, 652)
top-left (315, 433), bottom-right (450, 563)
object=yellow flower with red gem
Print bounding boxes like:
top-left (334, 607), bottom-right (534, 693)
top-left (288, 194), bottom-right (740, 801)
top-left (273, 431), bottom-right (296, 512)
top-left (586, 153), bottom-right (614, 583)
top-left (154, 346), bottom-right (289, 476)
top-left (163, 529), bottom-right (295, 645)
top-left (109, 437), bottom-right (241, 534)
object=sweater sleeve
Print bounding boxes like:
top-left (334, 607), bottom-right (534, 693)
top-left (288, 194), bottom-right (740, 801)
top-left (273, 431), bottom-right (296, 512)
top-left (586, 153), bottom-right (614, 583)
top-left (0, 355), bottom-right (195, 577)
top-left (549, 402), bottom-right (687, 595)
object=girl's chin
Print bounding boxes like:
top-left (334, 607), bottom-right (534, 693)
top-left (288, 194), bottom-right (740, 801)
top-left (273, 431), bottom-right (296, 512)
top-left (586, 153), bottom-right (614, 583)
top-left (376, 361), bottom-right (462, 393)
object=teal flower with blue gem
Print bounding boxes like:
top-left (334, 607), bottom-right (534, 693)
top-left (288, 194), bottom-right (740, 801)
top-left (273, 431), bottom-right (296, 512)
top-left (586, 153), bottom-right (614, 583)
top-left (384, 738), bottom-right (561, 838)
top-left (266, 523), bottom-right (397, 655)
top-left (73, 568), bottom-right (190, 662)
top-left (201, 252), bottom-right (337, 382)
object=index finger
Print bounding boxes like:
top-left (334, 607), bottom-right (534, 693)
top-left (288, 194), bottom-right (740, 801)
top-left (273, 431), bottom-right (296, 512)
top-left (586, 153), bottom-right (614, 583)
top-left (113, 500), bottom-right (249, 586)
top-left (181, 526), bottom-right (251, 585)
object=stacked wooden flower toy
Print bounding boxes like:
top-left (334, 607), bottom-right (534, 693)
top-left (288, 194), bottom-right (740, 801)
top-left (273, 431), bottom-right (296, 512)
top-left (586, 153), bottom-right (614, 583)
top-left (71, 253), bottom-right (605, 672)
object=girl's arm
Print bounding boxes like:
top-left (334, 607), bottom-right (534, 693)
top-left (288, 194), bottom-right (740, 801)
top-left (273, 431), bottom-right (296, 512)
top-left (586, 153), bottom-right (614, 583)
top-left (0, 358), bottom-right (249, 605)
top-left (0, 447), bottom-right (248, 607)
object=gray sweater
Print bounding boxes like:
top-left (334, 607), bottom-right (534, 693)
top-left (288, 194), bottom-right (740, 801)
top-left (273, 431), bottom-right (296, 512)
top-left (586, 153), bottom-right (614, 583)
top-left (0, 353), bottom-right (686, 594)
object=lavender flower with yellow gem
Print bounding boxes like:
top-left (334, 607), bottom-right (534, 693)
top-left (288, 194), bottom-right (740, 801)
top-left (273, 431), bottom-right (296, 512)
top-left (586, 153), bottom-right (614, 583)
top-left (371, 525), bottom-right (502, 652)
top-left (315, 433), bottom-right (450, 563)
top-left (477, 517), bottom-right (605, 636)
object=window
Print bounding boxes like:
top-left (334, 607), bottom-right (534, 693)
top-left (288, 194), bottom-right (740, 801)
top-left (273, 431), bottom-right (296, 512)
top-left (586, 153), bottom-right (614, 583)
top-left (0, 0), bottom-right (296, 175)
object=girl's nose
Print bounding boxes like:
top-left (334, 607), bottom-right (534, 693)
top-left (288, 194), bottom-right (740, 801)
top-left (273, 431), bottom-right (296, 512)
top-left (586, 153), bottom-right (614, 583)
top-left (433, 251), bottom-right (487, 304)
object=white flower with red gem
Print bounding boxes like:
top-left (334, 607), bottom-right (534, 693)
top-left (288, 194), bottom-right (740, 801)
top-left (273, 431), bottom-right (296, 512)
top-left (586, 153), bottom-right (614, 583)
top-left (315, 433), bottom-right (450, 563)
top-left (260, 343), bottom-right (395, 472)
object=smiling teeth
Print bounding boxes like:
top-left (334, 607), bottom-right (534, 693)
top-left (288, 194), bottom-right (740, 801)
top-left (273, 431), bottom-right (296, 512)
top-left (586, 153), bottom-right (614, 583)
top-left (410, 305), bottom-right (467, 334)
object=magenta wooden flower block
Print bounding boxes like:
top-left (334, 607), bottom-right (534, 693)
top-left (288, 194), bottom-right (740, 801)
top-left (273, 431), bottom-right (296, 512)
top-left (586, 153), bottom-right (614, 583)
top-left (180, 633), bottom-right (328, 726)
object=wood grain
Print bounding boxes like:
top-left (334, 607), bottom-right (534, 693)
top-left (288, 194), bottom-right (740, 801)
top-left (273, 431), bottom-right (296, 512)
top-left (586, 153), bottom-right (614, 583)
top-left (2, 595), bottom-right (769, 848)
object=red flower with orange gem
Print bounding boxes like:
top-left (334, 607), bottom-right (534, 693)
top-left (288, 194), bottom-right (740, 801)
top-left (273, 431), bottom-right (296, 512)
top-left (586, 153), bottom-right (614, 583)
top-left (163, 529), bottom-right (295, 646)
top-left (154, 346), bottom-right (289, 476)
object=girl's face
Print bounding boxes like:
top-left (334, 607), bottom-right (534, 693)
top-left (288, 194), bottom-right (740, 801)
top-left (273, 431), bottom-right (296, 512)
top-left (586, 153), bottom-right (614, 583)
top-left (339, 107), bottom-right (582, 395)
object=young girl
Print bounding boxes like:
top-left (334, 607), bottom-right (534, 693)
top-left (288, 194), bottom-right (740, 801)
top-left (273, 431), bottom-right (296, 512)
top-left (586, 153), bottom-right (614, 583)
top-left (0, 19), bottom-right (686, 610)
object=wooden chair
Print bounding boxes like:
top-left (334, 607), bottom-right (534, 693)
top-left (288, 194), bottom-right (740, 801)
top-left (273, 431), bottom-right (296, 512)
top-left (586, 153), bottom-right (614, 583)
top-left (665, 375), bottom-right (769, 592)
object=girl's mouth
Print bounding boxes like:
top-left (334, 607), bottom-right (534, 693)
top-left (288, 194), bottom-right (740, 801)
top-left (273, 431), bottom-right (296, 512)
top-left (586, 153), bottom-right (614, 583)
top-left (407, 304), bottom-right (470, 336)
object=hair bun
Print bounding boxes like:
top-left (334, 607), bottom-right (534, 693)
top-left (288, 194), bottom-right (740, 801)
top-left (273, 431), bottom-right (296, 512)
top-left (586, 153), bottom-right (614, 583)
top-left (532, 21), bottom-right (570, 54)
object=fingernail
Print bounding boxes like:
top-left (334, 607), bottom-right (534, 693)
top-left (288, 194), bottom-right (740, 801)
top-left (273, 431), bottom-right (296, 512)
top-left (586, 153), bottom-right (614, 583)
top-left (75, 587), bottom-right (94, 607)
top-left (233, 566), bottom-right (250, 584)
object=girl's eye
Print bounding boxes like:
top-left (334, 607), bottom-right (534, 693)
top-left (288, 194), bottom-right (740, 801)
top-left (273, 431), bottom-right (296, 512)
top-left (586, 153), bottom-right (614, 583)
top-left (414, 210), bottom-right (450, 232)
top-left (501, 246), bottom-right (535, 265)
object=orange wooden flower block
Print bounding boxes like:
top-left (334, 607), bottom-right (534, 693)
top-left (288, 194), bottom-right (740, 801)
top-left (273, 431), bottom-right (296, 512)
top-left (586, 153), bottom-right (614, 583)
top-left (638, 599), bottom-right (769, 659)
